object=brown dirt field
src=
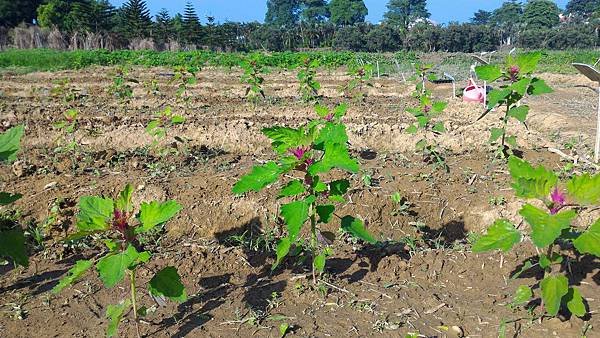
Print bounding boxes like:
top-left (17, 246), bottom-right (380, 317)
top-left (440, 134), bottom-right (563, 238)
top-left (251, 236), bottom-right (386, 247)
top-left (0, 67), bottom-right (598, 338)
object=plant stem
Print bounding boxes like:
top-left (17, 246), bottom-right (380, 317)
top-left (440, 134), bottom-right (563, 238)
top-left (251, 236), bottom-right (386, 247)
top-left (310, 203), bottom-right (317, 284)
top-left (130, 270), bottom-right (141, 338)
top-left (501, 104), bottom-right (510, 150)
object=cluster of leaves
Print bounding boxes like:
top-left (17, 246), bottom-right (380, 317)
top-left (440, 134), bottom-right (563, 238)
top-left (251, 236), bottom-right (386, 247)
top-left (50, 78), bottom-right (83, 106)
top-left (169, 65), bottom-right (199, 106)
top-left (473, 156), bottom-right (600, 318)
top-left (341, 64), bottom-right (373, 102)
top-left (240, 58), bottom-right (266, 103)
top-left (108, 66), bottom-right (138, 104)
top-left (53, 109), bottom-right (79, 154)
top-left (54, 184), bottom-right (186, 337)
top-left (406, 63), bottom-right (448, 172)
top-left (232, 104), bottom-right (377, 282)
top-left (413, 63), bottom-right (437, 97)
top-left (145, 106), bottom-right (186, 156)
top-left (475, 52), bottom-right (553, 157)
top-left (297, 57), bottom-right (321, 103)
top-left (0, 125), bottom-right (28, 267)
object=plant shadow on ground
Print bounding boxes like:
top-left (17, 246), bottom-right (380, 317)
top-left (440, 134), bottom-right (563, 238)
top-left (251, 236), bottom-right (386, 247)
top-left (511, 254), bottom-right (600, 287)
top-left (155, 217), bottom-right (286, 337)
top-left (0, 254), bottom-right (85, 296)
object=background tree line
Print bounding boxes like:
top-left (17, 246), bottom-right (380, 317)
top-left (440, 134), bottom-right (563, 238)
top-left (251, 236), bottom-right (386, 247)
top-left (0, 0), bottom-right (599, 51)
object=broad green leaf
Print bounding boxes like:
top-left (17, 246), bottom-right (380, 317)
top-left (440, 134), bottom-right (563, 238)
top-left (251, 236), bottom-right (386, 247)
top-left (508, 156), bottom-right (557, 199)
top-left (0, 229), bottom-right (28, 267)
top-left (506, 135), bottom-right (518, 148)
top-left (278, 180), bottom-right (306, 198)
top-left (515, 52), bottom-right (541, 74)
top-left (540, 275), bottom-right (568, 316)
top-left (316, 205), bottom-right (335, 224)
top-left (472, 219), bottom-right (521, 253)
top-left (149, 266), bottom-right (187, 302)
top-left (96, 245), bottom-right (140, 288)
top-left (0, 192), bottom-right (22, 206)
top-left (313, 252), bottom-right (326, 273)
top-left (567, 173), bottom-right (600, 205)
top-left (511, 260), bottom-right (533, 280)
top-left (145, 120), bottom-right (160, 134)
top-left (262, 127), bottom-right (305, 153)
top-left (280, 199), bottom-right (310, 241)
top-left (528, 78), bottom-right (553, 95)
top-left (308, 143), bottom-right (359, 175)
top-left (512, 285), bottom-right (532, 306)
top-left (106, 300), bottom-right (131, 338)
top-left (487, 89), bottom-right (511, 110)
top-left (314, 123), bottom-right (348, 148)
top-left (340, 216), bottom-right (377, 244)
top-left (115, 184), bottom-right (133, 213)
top-left (490, 127), bottom-right (504, 143)
top-left (520, 204), bottom-right (576, 248)
top-left (475, 64), bottom-right (502, 81)
top-left (52, 259), bottom-right (93, 293)
top-left (0, 125), bottom-right (24, 163)
top-left (232, 161), bottom-right (281, 194)
top-left (507, 106), bottom-right (529, 123)
top-left (171, 115), bottom-right (185, 124)
top-left (273, 237), bottom-right (291, 270)
top-left (511, 78), bottom-right (531, 96)
top-left (329, 179), bottom-right (350, 196)
top-left (565, 287), bottom-right (586, 317)
top-left (406, 125), bottom-right (418, 134)
top-left (137, 200), bottom-right (182, 233)
top-left (314, 105), bottom-right (329, 118)
top-left (431, 101), bottom-right (447, 113)
top-left (333, 103), bottom-right (348, 118)
top-left (573, 218), bottom-right (600, 257)
top-left (76, 196), bottom-right (114, 232)
top-left (432, 122), bottom-right (445, 133)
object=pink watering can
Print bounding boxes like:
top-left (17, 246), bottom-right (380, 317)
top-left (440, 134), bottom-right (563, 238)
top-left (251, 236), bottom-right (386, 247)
top-left (463, 79), bottom-right (486, 104)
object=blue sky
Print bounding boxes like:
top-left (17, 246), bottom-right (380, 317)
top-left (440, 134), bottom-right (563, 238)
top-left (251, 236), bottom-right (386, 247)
top-left (110, 0), bottom-right (570, 24)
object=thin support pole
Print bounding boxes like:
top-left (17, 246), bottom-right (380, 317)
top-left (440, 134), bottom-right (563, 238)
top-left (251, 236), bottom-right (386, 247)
top-left (595, 86), bottom-right (600, 163)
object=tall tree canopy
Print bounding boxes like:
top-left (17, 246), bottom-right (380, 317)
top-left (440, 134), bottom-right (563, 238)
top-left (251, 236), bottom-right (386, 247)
top-left (182, 1), bottom-right (202, 43)
top-left (265, 0), bottom-right (301, 27)
top-left (121, 0), bottom-right (152, 39)
top-left (300, 0), bottom-right (330, 23)
top-left (492, 0), bottom-right (523, 45)
top-left (329, 0), bottom-right (368, 26)
top-left (566, 0), bottom-right (600, 17)
top-left (384, 0), bottom-right (430, 30)
top-left (523, 0), bottom-right (560, 29)
top-left (0, 0), bottom-right (43, 26)
top-left (471, 9), bottom-right (492, 25)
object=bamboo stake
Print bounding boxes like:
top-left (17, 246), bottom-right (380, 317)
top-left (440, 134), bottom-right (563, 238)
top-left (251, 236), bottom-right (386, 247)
top-left (596, 86), bottom-right (600, 163)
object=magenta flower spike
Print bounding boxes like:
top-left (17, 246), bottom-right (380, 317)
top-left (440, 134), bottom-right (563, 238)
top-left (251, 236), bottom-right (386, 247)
top-left (550, 187), bottom-right (566, 215)
top-left (290, 146), bottom-right (310, 160)
top-left (324, 113), bottom-right (334, 121)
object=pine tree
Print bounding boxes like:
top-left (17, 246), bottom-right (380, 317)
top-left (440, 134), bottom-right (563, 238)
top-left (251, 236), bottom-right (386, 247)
top-left (155, 8), bottom-right (173, 43)
top-left (121, 0), bottom-right (152, 39)
top-left (265, 0), bottom-right (301, 27)
top-left (90, 0), bottom-right (116, 32)
top-left (182, 1), bottom-right (202, 44)
top-left (383, 0), bottom-right (430, 30)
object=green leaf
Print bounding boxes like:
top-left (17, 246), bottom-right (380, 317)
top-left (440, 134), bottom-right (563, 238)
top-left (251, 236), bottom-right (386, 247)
top-left (508, 156), bottom-right (557, 199)
top-left (573, 218), bottom-right (600, 257)
top-left (316, 205), bottom-right (335, 224)
top-left (137, 200), bottom-right (182, 233)
top-left (171, 115), bottom-right (185, 124)
top-left (529, 78), bottom-right (553, 95)
top-left (512, 285), bottom-right (533, 306)
top-left (278, 180), bottom-right (306, 198)
top-left (280, 199), bottom-right (310, 241)
top-left (486, 89), bottom-right (511, 110)
top-left (565, 287), bottom-right (586, 317)
top-left (340, 216), bottom-right (377, 244)
top-left (52, 260), bottom-right (93, 293)
top-left (540, 275), bottom-right (568, 316)
top-left (520, 204), bottom-right (577, 248)
top-left (567, 173), bottom-right (600, 205)
top-left (333, 103), bottom-right (348, 118)
top-left (149, 266), bottom-right (187, 302)
top-left (507, 106), bottom-right (529, 123)
top-left (511, 78), bottom-right (531, 96)
top-left (475, 64), bottom-right (502, 81)
top-left (314, 105), bottom-right (329, 118)
top-left (115, 184), bottom-right (133, 213)
top-left (472, 219), bottom-right (521, 253)
top-left (308, 143), bottom-right (359, 175)
top-left (406, 125), bottom-right (418, 134)
top-left (232, 161), bottom-right (281, 194)
top-left (0, 125), bottom-right (24, 163)
top-left (314, 123), bottom-right (348, 148)
top-left (313, 252), bottom-right (326, 273)
top-left (273, 237), bottom-right (291, 270)
top-left (490, 127), bottom-right (504, 143)
top-left (511, 260), bottom-right (534, 280)
top-left (505, 135), bottom-right (517, 148)
top-left (106, 300), bottom-right (131, 338)
top-left (96, 245), bottom-right (140, 288)
top-left (432, 121), bottom-right (445, 133)
top-left (76, 196), bottom-right (114, 232)
top-left (262, 127), bottom-right (305, 154)
top-left (515, 52), bottom-right (541, 74)
top-left (0, 229), bottom-right (28, 267)
top-left (0, 192), bottom-right (22, 206)
top-left (329, 179), bottom-right (350, 197)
